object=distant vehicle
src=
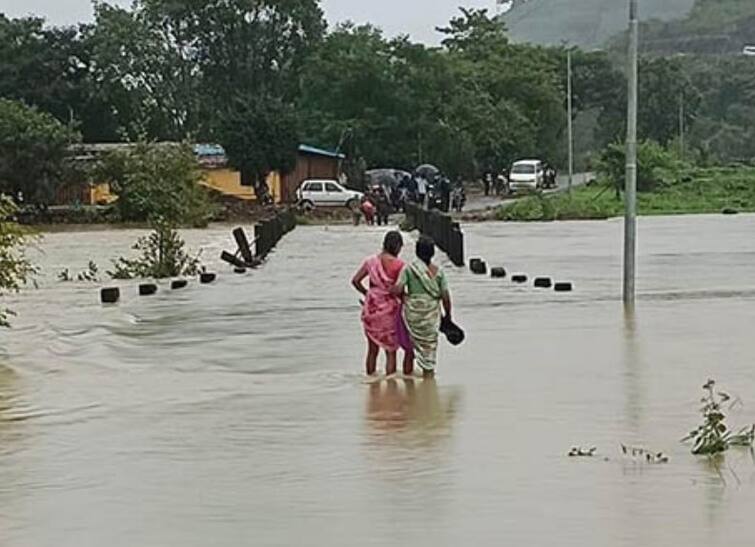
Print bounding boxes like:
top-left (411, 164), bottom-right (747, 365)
top-left (297, 180), bottom-right (363, 209)
top-left (743, 46), bottom-right (755, 56)
top-left (509, 160), bottom-right (545, 193)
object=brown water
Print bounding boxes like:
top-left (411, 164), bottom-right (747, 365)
top-left (2, 215), bottom-right (755, 546)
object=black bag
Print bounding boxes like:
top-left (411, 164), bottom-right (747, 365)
top-left (440, 315), bottom-right (465, 346)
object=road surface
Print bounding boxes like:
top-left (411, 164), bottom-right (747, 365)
top-left (463, 172), bottom-right (594, 214)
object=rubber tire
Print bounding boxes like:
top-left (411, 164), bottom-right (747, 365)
top-left (200, 273), bottom-right (217, 284)
top-left (491, 267), bottom-right (507, 279)
top-left (554, 282), bottom-right (573, 292)
top-left (139, 284), bottom-right (158, 296)
top-left (101, 287), bottom-right (120, 304)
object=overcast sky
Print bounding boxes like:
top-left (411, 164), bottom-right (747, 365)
top-left (0, 0), bottom-right (496, 43)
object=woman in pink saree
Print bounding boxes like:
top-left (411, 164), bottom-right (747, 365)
top-left (351, 231), bottom-right (406, 376)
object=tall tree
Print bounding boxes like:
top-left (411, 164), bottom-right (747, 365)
top-left (218, 95), bottom-right (300, 189)
top-left (0, 99), bottom-right (80, 205)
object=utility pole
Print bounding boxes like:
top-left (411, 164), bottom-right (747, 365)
top-left (679, 91), bottom-right (685, 161)
top-left (567, 48), bottom-right (574, 193)
top-left (624, 0), bottom-right (639, 306)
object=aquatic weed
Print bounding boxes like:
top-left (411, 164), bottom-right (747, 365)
top-left (682, 379), bottom-right (755, 455)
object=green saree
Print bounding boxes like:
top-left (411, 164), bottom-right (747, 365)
top-left (400, 260), bottom-right (448, 372)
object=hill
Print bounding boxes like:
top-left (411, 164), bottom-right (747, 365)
top-left (502, 0), bottom-right (697, 48)
top-left (628, 0), bottom-right (755, 56)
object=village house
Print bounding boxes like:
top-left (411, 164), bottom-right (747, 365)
top-left (59, 143), bottom-right (344, 206)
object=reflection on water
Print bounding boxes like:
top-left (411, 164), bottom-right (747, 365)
top-left (1, 216), bottom-right (755, 546)
top-left (365, 378), bottom-right (460, 441)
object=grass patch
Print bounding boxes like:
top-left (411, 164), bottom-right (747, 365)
top-left (496, 166), bottom-right (755, 222)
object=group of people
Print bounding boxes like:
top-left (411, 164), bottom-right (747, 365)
top-left (396, 174), bottom-right (466, 213)
top-left (482, 163), bottom-right (558, 196)
top-left (352, 232), bottom-right (453, 377)
top-left (358, 186), bottom-right (392, 226)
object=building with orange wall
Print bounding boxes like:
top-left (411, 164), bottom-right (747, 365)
top-left (58, 143), bottom-right (343, 206)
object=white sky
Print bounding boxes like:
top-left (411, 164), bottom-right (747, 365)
top-left (0, 0), bottom-right (496, 43)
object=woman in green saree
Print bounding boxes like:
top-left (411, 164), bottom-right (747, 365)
top-left (392, 237), bottom-right (453, 376)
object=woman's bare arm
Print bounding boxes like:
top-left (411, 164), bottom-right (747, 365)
top-left (351, 263), bottom-right (369, 297)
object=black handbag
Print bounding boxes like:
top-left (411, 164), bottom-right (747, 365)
top-left (440, 315), bottom-right (465, 346)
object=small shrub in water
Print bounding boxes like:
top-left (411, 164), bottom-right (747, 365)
top-left (108, 219), bottom-right (202, 280)
top-left (683, 379), bottom-right (755, 455)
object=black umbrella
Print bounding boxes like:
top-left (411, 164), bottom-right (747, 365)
top-left (415, 164), bottom-right (440, 180)
top-left (365, 169), bottom-right (399, 188)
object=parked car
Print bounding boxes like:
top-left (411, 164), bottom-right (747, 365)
top-left (509, 160), bottom-right (545, 193)
top-left (743, 46), bottom-right (755, 56)
top-left (296, 180), bottom-right (363, 209)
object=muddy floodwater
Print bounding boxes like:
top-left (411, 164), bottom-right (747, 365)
top-left (2, 215), bottom-right (755, 546)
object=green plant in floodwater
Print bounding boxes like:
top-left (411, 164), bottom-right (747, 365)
top-left (620, 444), bottom-right (670, 464)
top-left (108, 218), bottom-right (202, 280)
top-left (60, 261), bottom-right (100, 282)
top-left (683, 379), bottom-right (755, 455)
top-left (0, 195), bottom-right (36, 327)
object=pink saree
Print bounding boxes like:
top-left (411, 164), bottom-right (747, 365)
top-left (361, 255), bottom-right (404, 351)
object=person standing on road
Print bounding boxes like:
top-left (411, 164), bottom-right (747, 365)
top-left (416, 176), bottom-right (427, 208)
top-left (352, 232), bottom-right (406, 376)
top-left (391, 237), bottom-right (453, 377)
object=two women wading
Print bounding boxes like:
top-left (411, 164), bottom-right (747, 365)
top-left (352, 232), bottom-right (454, 377)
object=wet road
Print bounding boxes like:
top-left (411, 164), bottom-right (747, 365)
top-left (463, 172), bottom-right (593, 213)
top-left (1, 215), bottom-right (755, 546)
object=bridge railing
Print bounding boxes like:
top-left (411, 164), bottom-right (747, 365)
top-left (404, 204), bottom-right (465, 267)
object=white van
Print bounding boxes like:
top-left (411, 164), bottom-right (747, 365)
top-left (509, 160), bottom-right (545, 193)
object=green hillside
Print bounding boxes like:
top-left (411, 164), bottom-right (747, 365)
top-left (604, 0), bottom-right (755, 55)
top-left (502, 0), bottom-right (697, 48)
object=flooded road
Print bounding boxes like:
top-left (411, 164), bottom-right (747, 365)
top-left (2, 215), bottom-right (755, 546)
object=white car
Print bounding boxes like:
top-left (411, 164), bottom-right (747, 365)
top-left (509, 160), bottom-right (545, 193)
top-left (743, 46), bottom-right (755, 56)
top-left (297, 180), bottom-right (363, 209)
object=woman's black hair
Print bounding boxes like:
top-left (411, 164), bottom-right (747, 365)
top-left (416, 236), bottom-right (435, 265)
top-left (383, 231), bottom-right (404, 257)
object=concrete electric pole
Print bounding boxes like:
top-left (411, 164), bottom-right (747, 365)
top-left (567, 48), bottom-right (574, 193)
top-left (624, 0), bottom-right (639, 306)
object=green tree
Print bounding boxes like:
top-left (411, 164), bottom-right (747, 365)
top-left (638, 57), bottom-right (700, 146)
top-left (85, 3), bottom-right (199, 141)
top-left (0, 99), bottom-right (80, 205)
top-left (597, 140), bottom-right (683, 192)
top-left (0, 196), bottom-right (35, 327)
top-left (217, 95), bottom-right (299, 190)
top-left (439, 9), bottom-right (565, 170)
top-left (100, 141), bottom-right (212, 225)
top-left (101, 142), bottom-right (210, 279)
top-left (139, 0), bottom-right (326, 101)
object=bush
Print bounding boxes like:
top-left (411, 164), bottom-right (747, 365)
top-left (108, 218), bottom-right (202, 280)
top-left (0, 196), bottom-right (35, 327)
top-left (100, 141), bottom-right (214, 226)
top-left (597, 140), bottom-right (684, 192)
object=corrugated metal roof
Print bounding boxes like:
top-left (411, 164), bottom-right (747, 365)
top-left (298, 144), bottom-right (345, 159)
top-left (71, 142), bottom-right (343, 160)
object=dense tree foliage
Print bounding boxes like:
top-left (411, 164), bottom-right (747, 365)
top-left (0, 2), bottom-right (752, 196)
top-left (98, 142), bottom-right (212, 225)
top-left (0, 196), bottom-right (35, 327)
top-left (0, 99), bottom-right (80, 204)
